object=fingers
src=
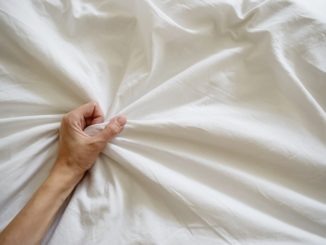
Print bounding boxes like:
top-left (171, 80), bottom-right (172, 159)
top-left (74, 101), bottom-right (104, 127)
top-left (98, 115), bottom-right (127, 141)
top-left (89, 103), bottom-right (105, 125)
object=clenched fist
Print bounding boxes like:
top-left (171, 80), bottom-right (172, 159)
top-left (54, 101), bottom-right (126, 180)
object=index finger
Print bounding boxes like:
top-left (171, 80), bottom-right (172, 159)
top-left (75, 101), bottom-right (104, 126)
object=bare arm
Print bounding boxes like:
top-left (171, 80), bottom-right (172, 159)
top-left (0, 101), bottom-right (127, 245)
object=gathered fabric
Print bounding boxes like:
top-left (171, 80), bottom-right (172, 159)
top-left (0, 0), bottom-right (325, 244)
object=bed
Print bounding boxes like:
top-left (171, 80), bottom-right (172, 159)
top-left (0, 0), bottom-right (325, 244)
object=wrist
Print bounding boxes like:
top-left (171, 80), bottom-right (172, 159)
top-left (48, 160), bottom-right (84, 194)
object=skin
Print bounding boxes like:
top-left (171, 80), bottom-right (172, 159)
top-left (0, 101), bottom-right (127, 245)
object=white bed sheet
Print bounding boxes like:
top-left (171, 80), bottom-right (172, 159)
top-left (0, 0), bottom-right (325, 244)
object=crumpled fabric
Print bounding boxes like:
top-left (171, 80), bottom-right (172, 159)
top-left (0, 0), bottom-right (325, 244)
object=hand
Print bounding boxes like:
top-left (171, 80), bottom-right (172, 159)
top-left (0, 101), bottom-right (127, 245)
top-left (54, 101), bottom-right (127, 180)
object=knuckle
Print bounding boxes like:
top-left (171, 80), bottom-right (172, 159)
top-left (110, 124), bottom-right (121, 134)
top-left (62, 114), bottom-right (69, 122)
top-left (62, 113), bottom-right (75, 123)
top-left (61, 115), bottom-right (71, 127)
top-left (105, 128), bottom-right (114, 137)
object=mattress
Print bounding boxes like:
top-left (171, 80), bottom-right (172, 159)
top-left (0, 0), bottom-right (325, 244)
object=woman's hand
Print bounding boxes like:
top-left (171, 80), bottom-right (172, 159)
top-left (0, 101), bottom-right (126, 245)
top-left (54, 101), bottom-right (126, 180)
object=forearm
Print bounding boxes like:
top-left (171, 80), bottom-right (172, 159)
top-left (0, 102), bottom-right (126, 244)
top-left (0, 161), bottom-right (82, 245)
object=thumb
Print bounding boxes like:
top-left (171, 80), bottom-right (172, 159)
top-left (98, 115), bottom-right (127, 142)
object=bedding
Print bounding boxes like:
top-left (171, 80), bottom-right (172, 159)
top-left (0, 0), bottom-right (326, 244)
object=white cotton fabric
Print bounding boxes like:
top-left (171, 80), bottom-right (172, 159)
top-left (0, 0), bottom-right (326, 244)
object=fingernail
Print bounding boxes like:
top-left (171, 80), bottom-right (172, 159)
top-left (117, 115), bottom-right (127, 125)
